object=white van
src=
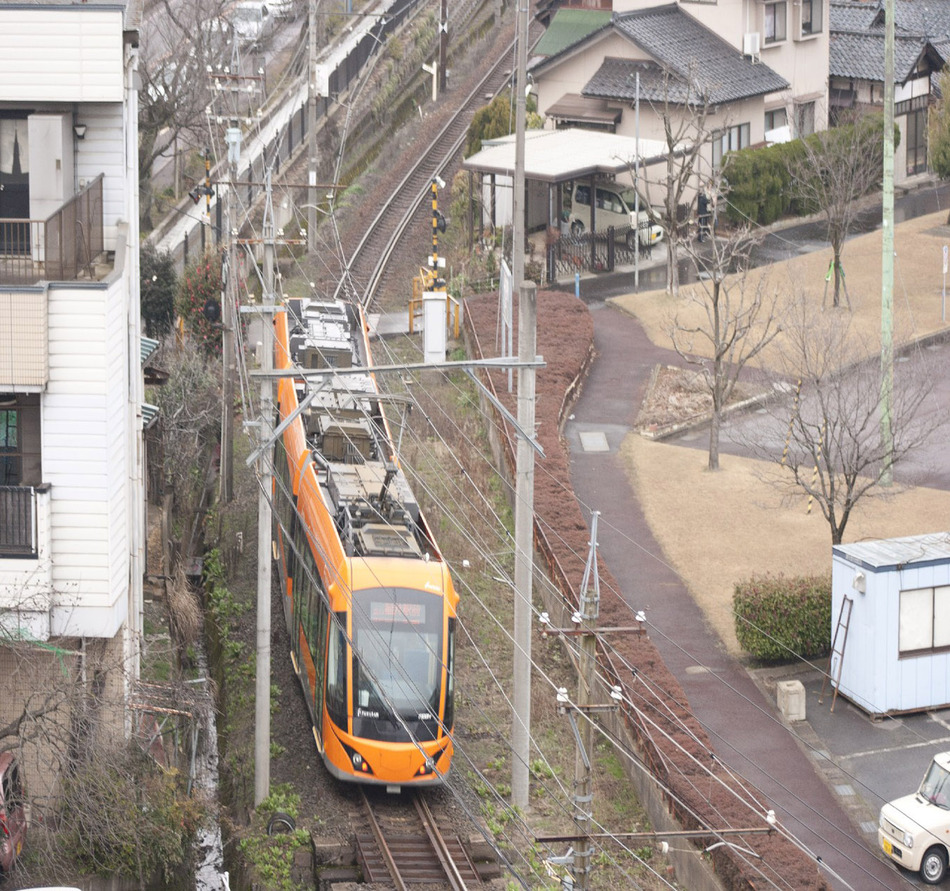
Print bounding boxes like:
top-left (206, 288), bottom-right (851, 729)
top-left (567, 181), bottom-right (664, 251)
top-left (229, 1), bottom-right (274, 46)
top-left (879, 751), bottom-right (950, 883)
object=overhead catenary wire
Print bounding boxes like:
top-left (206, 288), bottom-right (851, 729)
top-left (197, 12), bottom-right (940, 891)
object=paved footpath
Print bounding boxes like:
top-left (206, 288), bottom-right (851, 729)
top-left (563, 302), bottom-right (905, 891)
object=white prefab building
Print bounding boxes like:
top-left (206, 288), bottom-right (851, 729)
top-left (0, 0), bottom-right (145, 776)
top-left (831, 533), bottom-right (950, 716)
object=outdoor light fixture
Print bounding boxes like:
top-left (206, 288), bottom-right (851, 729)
top-left (73, 123), bottom-right (87, 140)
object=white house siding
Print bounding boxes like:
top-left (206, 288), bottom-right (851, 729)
top-left (0, 8), bottom-right (124, 103)
top-left (45, 283), bottom-right (129, 639)
top-left (76, 103), bottom-right (128, 252)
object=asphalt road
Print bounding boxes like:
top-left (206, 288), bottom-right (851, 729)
top-left (560, 179), bottom-right (950, 889)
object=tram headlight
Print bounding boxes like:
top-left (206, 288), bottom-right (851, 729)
top-left (352, 752), bottom-right (363, 769)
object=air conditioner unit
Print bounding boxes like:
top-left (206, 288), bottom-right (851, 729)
top-left (743, 32), bottom-right (761, 61)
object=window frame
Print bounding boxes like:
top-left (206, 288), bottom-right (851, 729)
top-left (764, 1), bottom-right (787, 44)
top-left (797, 0), bottom-right (823, 37)
top-left (711, 123), bottom-right (751, 168)
top-left (0, 404), bottom-right (20, 486)
top-left (765, 107), bottom-right (788, 133)
top-left (899, 585), bottom-right (950, 657)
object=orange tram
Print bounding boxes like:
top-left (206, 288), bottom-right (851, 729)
top-left (273, 297), bottom-right (458, 790)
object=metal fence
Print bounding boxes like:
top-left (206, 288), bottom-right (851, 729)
top-left (45, 174), bottom-right (104, 281)
top-left (0, 175), bottom-right (104, 285)
top-left (0, 485), bottom-right (36, 558)
top-left (546, 223), bottom-right (659, 282)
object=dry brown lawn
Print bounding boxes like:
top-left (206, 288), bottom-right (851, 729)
top-left (610, 209), bottom-right (950, 656)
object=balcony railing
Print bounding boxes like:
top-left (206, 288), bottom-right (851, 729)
top-left (0, 175), bottom-right (104, 286)
top-left (0, 485), bottom-right (41, 558)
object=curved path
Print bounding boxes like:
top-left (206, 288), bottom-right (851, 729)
top-left (563, 302), bottom-right (904, 890)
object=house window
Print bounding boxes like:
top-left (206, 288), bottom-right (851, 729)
top-left (906, 108), bottom-right (928, 176)
top-left (764, 2), bottom-right (787, 43)
top-left (0, 405), bottom-right (19, 485)
top-left (899, 586), bottom-right (950, 655)
top-left (765, 108), bottom-right (788, 132)
top-left (712, 123), bottom-right (751, 167)
top-left (796, 101), bottom-right (816, 137)
top-left (801, 0), bottom-right (822, 35)
top-left (0, 394), bottom-right (40, 486)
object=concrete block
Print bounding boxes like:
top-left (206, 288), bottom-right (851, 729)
top-left (777, 679), bottom-right (806, 722)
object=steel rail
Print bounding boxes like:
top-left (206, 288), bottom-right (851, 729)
top-left (333, 18), bottom-right (543, 310)
top-left (359, 787), bottom-right (410, 891)
top-left (414, 791), bottom-right (470, 891)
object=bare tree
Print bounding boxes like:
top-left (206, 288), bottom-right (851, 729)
top-left (669, 226), bottom-right (782, 470)
top-left (787, 110), bottom-right (885, 308)
top-left (756, 299), bottom-right (945, 544)
top-left (641, 66), bottom-right (714, 297)
top-left (138, 0), bottom-right (231, 228)
top-left (153, 342), bottom-right (223, 560)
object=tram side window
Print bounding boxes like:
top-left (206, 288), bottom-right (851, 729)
top-left (442, 618), bottom-right (456, 732)
top-left (310, 596), bottom-right (328, 718)
top-left (325, 613), bottom-right (348, 728)
top-left (274, 440), bottom-right (297, 581)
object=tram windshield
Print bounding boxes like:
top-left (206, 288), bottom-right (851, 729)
top-left (352, 588), bottom-right (444, 741)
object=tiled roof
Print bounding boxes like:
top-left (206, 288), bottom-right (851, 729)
top-left (533, 8), bottom-right (612, 56)
top-left (831, 0), bottom-right (950, 39)
top-left (830, 30), bottom-right (934, 81)
top-left (583, 5), bottom-right (787, 105)
top-left (829, 1), bottom-right (879, 33)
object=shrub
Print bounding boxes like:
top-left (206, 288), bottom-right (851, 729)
top-left (722, 114), bottom-right (894, 227)
top-left (733, 574), bottom-right (832, 662)
top-left (59, 743), bottom-right (204, 885)
top-left (177, 253), bottom-right (223, 357)
top-left (140, 242), bottom-right (177, 338)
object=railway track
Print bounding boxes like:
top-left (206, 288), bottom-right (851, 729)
top-left (333, 16), bottom-right (544, 311)
top-left (355, 788), bottom-right (483, 889)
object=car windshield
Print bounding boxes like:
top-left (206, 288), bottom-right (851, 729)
top-left (919, 759), bottom-right (950, 808)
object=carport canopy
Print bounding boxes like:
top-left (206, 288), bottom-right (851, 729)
top-left (462, 128), bottom-right (669, 183)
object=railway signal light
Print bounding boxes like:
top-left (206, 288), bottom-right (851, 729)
top-left (188, 185), bottom-right (216, 205)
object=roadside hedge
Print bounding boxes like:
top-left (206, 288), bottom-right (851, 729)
top-left (722, 140), bottom-right (807, 227)
top-left (722, 113), bottom-right (894, 227)
top-left (733, 574), bottom-right (832, 662)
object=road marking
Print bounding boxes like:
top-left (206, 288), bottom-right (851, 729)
top-left (846, 735), bottom-right (950, 760)
top-left (579, 431), bottom-right (609, 452)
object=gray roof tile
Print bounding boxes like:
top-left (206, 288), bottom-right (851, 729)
top-left (582, 5), bottom-right (787, 105)
top-left (830, 30), bottom-right (935, 81)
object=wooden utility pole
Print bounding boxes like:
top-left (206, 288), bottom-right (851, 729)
top-left (254, 171), bottom-right (276, 806)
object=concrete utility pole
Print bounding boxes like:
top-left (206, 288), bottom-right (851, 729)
top-left (220, 131), bottom-right (240, 505)
top-left (572, 511), bottom-right (600, 890)
top-left (512, 279), bottom-right (536, 809)
top-left (880, 0), bottom-right (895, 484)
top-left (254, 171), bottom-right (276, 806)
top-left (438, 0), bottom-right (447, 96)
top-left (307, 0), bottom-right (320, 253)
top-left (511, 0), bottom-right (533, 812)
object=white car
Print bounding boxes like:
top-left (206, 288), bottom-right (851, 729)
top-left (228, 1), bottom-right (274, 46)
top-left (879, 751), bottom-right (950, 884)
